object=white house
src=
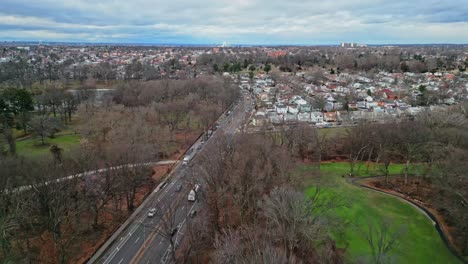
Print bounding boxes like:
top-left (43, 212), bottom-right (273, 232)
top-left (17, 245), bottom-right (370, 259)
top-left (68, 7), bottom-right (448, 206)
top-left (275, 104), bottom-right (288, 114)
top-left (298, 112), bottom-right (312, 122)
top-left (311, 112), bottom-right (324, 123)
top-left (288, 105), bottom-right (299, 114)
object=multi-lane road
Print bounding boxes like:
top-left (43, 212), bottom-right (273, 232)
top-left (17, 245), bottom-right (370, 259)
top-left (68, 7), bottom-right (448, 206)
top-left (89, 92), bottom-right (254, 264)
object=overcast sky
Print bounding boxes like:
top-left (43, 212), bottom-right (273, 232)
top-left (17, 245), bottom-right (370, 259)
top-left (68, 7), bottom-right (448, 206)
top-left (0, 0), bottom-right (467, 45)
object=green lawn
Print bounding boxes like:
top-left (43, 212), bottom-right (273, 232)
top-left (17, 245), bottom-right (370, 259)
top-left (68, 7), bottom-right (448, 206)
top-left (301, 162), bottom-right (460, 263)
top-left (317, 161), bottom-right (428, 178)
top-left (13, 133), bottom-right (81, 159)
top-left (318, 126), bottom-right (349, 139)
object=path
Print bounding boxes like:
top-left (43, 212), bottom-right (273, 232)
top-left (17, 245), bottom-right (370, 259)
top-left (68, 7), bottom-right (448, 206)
top-left (348, 175), bottom-right (466, 263)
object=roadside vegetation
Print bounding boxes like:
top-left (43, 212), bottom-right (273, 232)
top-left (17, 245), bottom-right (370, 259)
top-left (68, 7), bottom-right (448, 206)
top-left (0, 77), bottom-right (239, 263)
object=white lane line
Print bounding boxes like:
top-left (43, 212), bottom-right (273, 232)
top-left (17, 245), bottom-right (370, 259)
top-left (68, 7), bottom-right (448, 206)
top-left (103, 223), bottom-right (140, 264)
top-left (181, 206), bottom-right (185, 211)
top-left (135, 236), bottom-right (140, 244)
top-left (117, 258), bottom-right (124, 264)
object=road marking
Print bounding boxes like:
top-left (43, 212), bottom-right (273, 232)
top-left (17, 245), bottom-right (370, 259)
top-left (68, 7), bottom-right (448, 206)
top-left (135, 236), bottom-right (140, 243)
top-left (181, 206), bottom-right (185, 211)
top-left (117, 258), bottom-right (124, 264)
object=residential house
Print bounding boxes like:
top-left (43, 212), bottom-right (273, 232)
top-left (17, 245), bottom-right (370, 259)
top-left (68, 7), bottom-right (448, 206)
top-left (275, 104), bottom-right (288, 114)
top-left (288, 105), bottom-right (299, 114)
top-left (252, 112), bottom-right (268, 126)
top-left (324, 112), bottom-right (337, 122)
top-left (298, 112), bottom-right (312, 122)
top-left (311, 112), bottom-right (324, 123)
top-left (284, 113), bottom-right (298, 123)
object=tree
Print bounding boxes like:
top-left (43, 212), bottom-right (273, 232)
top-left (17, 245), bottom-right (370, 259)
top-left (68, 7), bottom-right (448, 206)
top-left (395, 121), bottom-right (428, 185)
top-left (222, 62), bottom-right (230, 72)
top-left (213, 227), bottom-right (291, 264)
top-left (50, 144), bottom-right (63, 164)
top-left (259, 186), bottom-right (342, 261)
top-left (0, 88), bottom-right (34, 155)
top-left (264, 64), bottom-right (271, 73)
top-left (154, 204), bottom-right (179, 262)
top-left (400, 62), bottom-right (409, 72)
top-left (20, 158), bottom-right (85, 264)
top-left (28, 115), bottom-right (61, 145)
top-left (345, 123), bottom-right (371, 176)
top-left (312, 96), bottom-right (327, 111)
top-left (361, 220), bottom-right (406, 264)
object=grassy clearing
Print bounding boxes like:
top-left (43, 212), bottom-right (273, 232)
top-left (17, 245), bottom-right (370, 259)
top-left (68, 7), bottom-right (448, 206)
top-left (300, 162), bottom-right (460, 263)
top-left (14, 133), bottom-right (81, 159)
top-left (318, 161), bottom-right (428, 177)
top-left (318, 126), bottom-right (349, 139)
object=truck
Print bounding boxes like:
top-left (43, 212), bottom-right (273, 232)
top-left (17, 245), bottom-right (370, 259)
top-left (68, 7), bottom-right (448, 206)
top-left (182, 148), bottom-right (195, 165)
top-left (187, 189), bottom-right (196, 201)
top-left (188, 184), bottom-right (201, 202)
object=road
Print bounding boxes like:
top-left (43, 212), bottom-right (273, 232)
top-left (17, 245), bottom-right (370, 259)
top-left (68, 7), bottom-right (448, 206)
top-left (89, 91), bottom-right (254, 264)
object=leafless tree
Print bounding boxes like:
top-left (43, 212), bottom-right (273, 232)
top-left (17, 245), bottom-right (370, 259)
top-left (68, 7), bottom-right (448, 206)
top-left (154, 204), bottom-right (179, 262)
top-left (28, 115), bottom-right (61, 145)
top-left (361, 220), bottom-right (406, 264)
top-left (259, 186), bottom-right (331, 259)
top-left (345, 123), bottom-right (371, 176)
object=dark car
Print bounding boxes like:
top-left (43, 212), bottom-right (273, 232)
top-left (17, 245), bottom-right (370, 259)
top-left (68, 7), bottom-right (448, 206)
top-left (189, 210), bottom-right (197, 218)
top-left (170, 228), bottom-right (178, 236)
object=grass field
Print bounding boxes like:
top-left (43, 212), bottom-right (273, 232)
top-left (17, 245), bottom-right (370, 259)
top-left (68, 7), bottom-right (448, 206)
top-left (318, 126), bottom-right (349, 138)
top-left (13, 133), bottom-right (81, 159)
top-left (317, 161), bottom-right (428, 177)
top-left (300, 162), bottom-right (460, 263)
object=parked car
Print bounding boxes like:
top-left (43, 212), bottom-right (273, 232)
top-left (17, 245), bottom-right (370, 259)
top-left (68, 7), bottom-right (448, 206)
top-left (175, 184), bottom-right (182, 192)
top-left (148, 208), bottom-right (157, 217)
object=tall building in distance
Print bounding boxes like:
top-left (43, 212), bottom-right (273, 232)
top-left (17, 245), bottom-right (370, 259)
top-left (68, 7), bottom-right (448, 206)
top-left (340, 42), bottom-right (367, 48)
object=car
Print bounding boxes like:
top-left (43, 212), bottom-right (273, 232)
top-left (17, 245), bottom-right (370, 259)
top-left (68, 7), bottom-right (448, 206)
top-left (175, 184), bottom-right (182, 192)
top-left (170, 228), bottom-right (178, 236)
top-left (189, 210), bottom-right (197, 218)
top-left (148, 208), bottom-right (157, 217)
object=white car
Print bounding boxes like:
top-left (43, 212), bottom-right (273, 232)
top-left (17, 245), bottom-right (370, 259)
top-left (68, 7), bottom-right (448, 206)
top-left (148, 208), bottom-right (157, 217)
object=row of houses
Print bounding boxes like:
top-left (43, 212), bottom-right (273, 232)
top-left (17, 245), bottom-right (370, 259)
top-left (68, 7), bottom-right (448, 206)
top-left (252, 105), bottom-right (438, 126)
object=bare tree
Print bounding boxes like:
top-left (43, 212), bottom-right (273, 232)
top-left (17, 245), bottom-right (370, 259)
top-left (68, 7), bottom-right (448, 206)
top-left (28, 115), bottom-right (61, 145)
top-left (345, 123), bottom-right (371, 176)
top-left (259, 186), bottom-right (329, 259)
top-left (361, 220), bottom-right (406, 264)
top-left (154, 204), bottom-right (179, 262)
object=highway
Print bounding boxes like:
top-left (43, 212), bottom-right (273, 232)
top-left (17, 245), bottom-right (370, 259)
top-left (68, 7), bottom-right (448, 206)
top-left (89, 91), bottom-right (254, 264)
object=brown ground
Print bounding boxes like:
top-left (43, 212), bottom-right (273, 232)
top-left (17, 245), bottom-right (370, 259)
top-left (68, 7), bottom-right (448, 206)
top-left (359, 176), bottom-right (460, 255)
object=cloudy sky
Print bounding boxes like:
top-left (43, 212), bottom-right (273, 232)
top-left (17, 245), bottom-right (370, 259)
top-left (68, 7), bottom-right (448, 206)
top-left (0, 0), bottom-right (467, 45)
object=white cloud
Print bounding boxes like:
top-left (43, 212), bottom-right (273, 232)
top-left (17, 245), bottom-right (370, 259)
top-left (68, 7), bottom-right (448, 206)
top-left (0, 0), bottom-right (467, 44)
